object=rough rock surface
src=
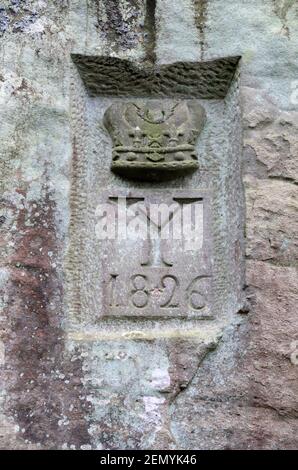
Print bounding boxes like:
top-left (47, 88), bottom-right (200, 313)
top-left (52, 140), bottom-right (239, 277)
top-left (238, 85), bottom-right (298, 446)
top-left (0, 0), bottom-right (297, 449)
top-left (171, 260), bottom-right (298, 449)
top-left (246, 177), bottom-right (298, 265)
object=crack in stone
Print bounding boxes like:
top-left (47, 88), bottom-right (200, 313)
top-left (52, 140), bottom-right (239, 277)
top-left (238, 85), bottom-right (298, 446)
top-left (271, 0), bottom-right (296, 37)
top-left (192, 0), bottom-right (208, 59)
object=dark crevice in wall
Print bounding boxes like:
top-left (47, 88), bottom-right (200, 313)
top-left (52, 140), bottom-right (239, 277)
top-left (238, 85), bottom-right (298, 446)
top-left (268, 175), bottom-right (298, 186)
top-left (144, 0), bottom-right (156, 64)
top-left (246, 255), bottom-right (298, 269)
top-left (193, 0), bottom-right (208, 59)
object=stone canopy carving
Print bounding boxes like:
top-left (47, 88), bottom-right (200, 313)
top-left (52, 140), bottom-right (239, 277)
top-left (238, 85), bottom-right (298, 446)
top-left (103, 100), bottom-right (206, 180)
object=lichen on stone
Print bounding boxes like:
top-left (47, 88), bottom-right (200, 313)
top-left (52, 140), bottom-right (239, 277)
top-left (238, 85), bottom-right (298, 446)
top-left (95, 0), bottom-right (145, 49)
top-left (0, 0), bottom-right (38, 35)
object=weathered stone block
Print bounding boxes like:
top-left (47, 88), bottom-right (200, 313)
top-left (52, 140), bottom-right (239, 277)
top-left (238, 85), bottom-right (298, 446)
top-left (245, 177), bottom-right (298, 265)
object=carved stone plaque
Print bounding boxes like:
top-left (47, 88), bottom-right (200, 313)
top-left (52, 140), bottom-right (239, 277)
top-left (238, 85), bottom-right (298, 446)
top-left (68, 55), bottom-right (244, 326)
top-left (96, 190), bottom-right (213, 318)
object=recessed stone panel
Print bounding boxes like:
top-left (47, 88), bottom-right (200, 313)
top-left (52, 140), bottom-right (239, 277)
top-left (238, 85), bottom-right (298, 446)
top-left (66, 57), bottom-right (245, 330)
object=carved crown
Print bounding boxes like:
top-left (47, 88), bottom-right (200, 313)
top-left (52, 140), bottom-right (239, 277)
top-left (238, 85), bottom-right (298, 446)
top-left (103, 100), bottom-right (206, 180)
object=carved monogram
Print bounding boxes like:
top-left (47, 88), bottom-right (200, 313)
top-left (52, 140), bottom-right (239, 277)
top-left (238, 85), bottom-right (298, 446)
top-left (103, 100), bottom-right (206, 180)
top-left (98, 190), bottom-right (213, 318)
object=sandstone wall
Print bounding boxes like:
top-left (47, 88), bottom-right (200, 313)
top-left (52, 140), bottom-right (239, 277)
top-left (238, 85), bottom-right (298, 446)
top-left (0, 0), bottom-right (297, 449)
